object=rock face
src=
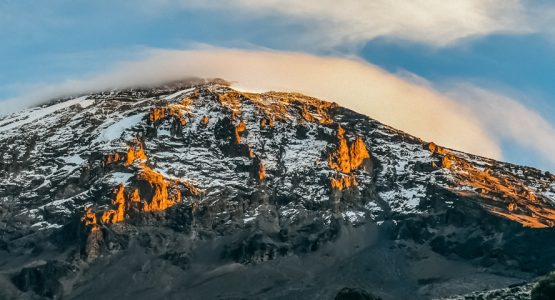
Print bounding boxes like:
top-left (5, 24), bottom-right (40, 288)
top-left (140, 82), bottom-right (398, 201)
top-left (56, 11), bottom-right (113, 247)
top-left (11, 261), bottom-right (72, 299)
top-left (0, 79), bottom-right (555, 300)
top-left (327, 126), bottom-right (371, 174)
top-left (335, 287), bottom-right (382, 300)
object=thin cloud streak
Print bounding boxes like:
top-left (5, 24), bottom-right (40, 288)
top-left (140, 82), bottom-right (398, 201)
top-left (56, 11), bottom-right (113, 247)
top-left (165, 0), bottom-right (532, 48)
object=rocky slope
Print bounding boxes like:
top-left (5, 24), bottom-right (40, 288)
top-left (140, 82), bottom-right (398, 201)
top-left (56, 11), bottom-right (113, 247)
top-left (0, 79), bottom-right (554, 299)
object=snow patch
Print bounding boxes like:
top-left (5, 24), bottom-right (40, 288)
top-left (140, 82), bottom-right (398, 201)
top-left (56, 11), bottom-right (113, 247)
top-left (79, 99), bottom-right (95, 109)
top-left (95, 114), bottom-right (144, 143)
top-left (0, 96), bottom-right (89, 132)
top-left (163, 88), bottom-right (195, 100)
top-left (61, 155), bottom-right (85, 165)
top-left (107, 172), bottom-right (134, 184)
top-left (31, 221), bottom-right (63, 230)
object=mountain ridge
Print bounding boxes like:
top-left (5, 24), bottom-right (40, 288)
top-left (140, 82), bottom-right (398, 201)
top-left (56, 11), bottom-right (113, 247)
top-left (1, 79), bottom-right (555, 299)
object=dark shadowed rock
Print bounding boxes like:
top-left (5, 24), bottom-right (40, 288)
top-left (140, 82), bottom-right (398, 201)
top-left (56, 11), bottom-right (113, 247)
top-left (335, 287), bottom-right (382, 300)
top-left (11, 261), bottom-right (72, 299)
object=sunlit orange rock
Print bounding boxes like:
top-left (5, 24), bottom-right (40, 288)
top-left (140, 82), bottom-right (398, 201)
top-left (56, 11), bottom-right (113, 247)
top-left (301, 106), bottom-right (316, 123)
top-left (330, 174), bottom-right (357, 190)
top-left (149, 104), bottom-right (188, 126)
top-left (81, 207), bottom-right (98, 226)
top-left (104, 138), bottom-right (148, 166)
top-left (328, 126), bottom-right (352, 173)
top-left (149, 106), bottom-right (168, 124)
top-left (125, 139), bottom-right (148, 166)
top-left (240, 91), bottom-right (336, 125)
top-left (337, 126), bottom-right (345, 139)
top-left (440, 149), bottom-right (555, 228)
top-left (260, 117), bottom-right (274, 128)
top-left (236, 120), bottom-right (246, 133)
top-left (258, 160), bottom-right (266, 181)
top-left (101, 184), bottom-right (126, 223)
top-left (489, 208), bottom-right (555, 228)
top-left (181, 96), bottom-right (193, 107)
top-left (201, 115), bottom-right (209, 125)
top-left (441, 156), bottom-right (453, 169)
top-left (106, 184), bottom-right (127, 223)
top-left (295, 99), bottom-right (334, 124)
top-left (234, 120), bottom-right (247, 144)
top-left (328, 126), bottom-right (370, 174)
top-left (318, 117), bottom-right (334, 125)
top-left (82, 131), bottom-right (205, 261)
top-left (218, 91), bottom-right (242, 118)
top-left (138, 166), bottom-right (182, 212)
top-left (426, 142), bottom-right (453, 169)
top-left (508, 202), bottom-right (518, 212)
top-left (427, 142), bottom-right (447, 155)
top-left (129, 188), bottom-right (141, 203)
top-left (100, 210), bottom-right (116, 224)
top-left (349, 137), bottom-right (370, 170)
top-left (169, 104), bottom-right (188, 126)
top-left (96, 166), bottom-right (198, 225)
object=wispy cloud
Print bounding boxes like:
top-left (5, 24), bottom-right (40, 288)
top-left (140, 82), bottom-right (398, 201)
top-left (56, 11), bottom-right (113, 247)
top-left (164, 0), bottom-right (532, 48)
top-left (446, 84), bottom-right (555, 170)
top-left (0, 47), bottom-right (502, 161)
top-left (1, 1), bottom-right (550, 50)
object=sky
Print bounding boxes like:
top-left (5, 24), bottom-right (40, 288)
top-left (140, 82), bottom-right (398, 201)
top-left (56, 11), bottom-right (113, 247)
top-left (1, 0), bottom-right (555, 171)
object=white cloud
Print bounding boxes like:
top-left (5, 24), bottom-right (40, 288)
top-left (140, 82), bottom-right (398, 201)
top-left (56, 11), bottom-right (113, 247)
top-left (179, 0), bottom-right (531, 48)
top-left (446, 84), bottom-right (555, 170)
top-left (0, 47), bottom-right (502, 161)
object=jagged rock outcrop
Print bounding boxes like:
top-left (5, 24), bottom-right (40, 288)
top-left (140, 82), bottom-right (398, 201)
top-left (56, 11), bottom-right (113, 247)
top-left (328, 126), bottom-right (371, 174)
top-left (200, 115), bottom-right (209, 125)
top-left (105, 137), bottom-right (147, 166)
top-left (234, 120), bottom-right (247, 144)
top-left (335, 287), bottom-right (382, 300)
top-left (330, 174), bottom-right (357, 190)
top-left (350, 136), bottom-right (371, 170)
top-left (148, 103), bottom-right (188, 127)
top-left (255, 157), bottom-right (266, 181)
top-left (81, 208), bottom-right (103, 261)
top-left (86, 163), bottom-right (200, 229)
top-left (11, 261), bottom-right (72, 299)
top-left (214, 116), bottom-right (252, 157)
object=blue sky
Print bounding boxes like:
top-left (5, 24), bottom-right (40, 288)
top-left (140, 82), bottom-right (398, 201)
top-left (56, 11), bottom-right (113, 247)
top-left (362, 34), bottom-right (555, 118)
top-left (1, 0), bottom-right (555, 171)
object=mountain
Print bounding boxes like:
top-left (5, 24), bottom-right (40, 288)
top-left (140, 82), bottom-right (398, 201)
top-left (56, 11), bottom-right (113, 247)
top-left (0, 79), bottom-right (554, 299)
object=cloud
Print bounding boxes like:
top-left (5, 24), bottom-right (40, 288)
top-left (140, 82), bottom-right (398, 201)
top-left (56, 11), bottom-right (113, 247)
top-left (0, 47), bottom-right (502, 161)
top-left (445, 84), bottom-right (555, 170)
top-left (173, 0), bottom-right (531, 48)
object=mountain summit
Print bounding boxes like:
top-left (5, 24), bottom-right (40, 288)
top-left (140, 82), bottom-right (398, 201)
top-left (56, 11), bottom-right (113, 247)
top-left (1, 79), bottom-right (554, 299)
